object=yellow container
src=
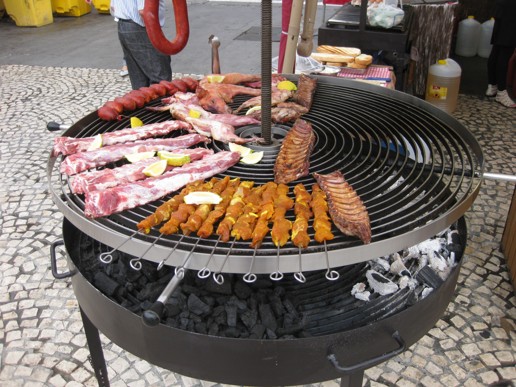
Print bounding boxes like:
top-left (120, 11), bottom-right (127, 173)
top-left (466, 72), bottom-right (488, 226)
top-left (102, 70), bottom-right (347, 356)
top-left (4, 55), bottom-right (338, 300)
top-left (4, 0), bottom-right (53, 27)
top-left (92, 0), bottom-right (110, 14)
top-left (52, 0), bottom-right (91, 17)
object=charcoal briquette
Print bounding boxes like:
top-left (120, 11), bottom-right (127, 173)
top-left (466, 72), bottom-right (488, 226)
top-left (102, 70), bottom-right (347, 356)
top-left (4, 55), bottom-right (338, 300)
top-left (259, 304), bottom-right (277, 331)
top-left (225, 304), bottom-right (238, 327)
top-left (187, 293), bottom-right (212, 316)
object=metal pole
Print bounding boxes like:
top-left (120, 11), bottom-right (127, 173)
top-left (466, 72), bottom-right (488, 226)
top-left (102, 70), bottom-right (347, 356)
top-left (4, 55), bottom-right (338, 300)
top-left (261, 0), bottom-right (273, 144)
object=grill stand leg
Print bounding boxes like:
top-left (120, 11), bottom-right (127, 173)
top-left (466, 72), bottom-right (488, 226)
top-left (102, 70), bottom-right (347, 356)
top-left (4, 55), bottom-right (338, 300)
top-left (339, 370), bottom-right (364, 387)
top-left (80, 307), bottom-right (110, 387)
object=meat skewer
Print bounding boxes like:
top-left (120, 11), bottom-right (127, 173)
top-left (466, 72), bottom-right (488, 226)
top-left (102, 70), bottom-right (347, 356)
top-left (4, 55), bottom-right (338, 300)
top-left (274, 118), bottom-right (315, 184)
top-left (84, 151), bottom-right (240, 218)
top-left (70, 148), bottom-right (213, 194)
top-left (313, 171), bottom-right (371, 244)
top-left (53, 120), bottom-right (191, 156)
top-left (216, 181), bottom-right (255, 242)
top-left (60, 134), bottom-right (209, 175)
top-left (250, 182), bottom-right (278, 248)
top-left (270, 184), bottom-right (294, 247)
top-left (291, 183), bottom-right (312, 248)
top-left (160, 178), bottom-right (219, 235)
top-left (137, 180), bottom-right (205, 233)
top-left (310, 183), bottom-right (334, 243)
top-left (180, 176), bottom-right (230, 235)
top-left (197, 178), bottom-right (242, 239)
top-left (231, 184), bottom-right (268, 241)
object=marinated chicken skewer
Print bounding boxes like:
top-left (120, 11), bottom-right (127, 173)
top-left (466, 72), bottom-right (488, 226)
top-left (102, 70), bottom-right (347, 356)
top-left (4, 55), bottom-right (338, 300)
top-left (291, 183), bottom-right (312, 248)
top-left (137, 180), bottom-right (205, 233)
top-left (270, 184), bottom-right (294, 247)
top-left (197, 178), bottom-right (242, 238)
top-left (231, 184), bottom-right (268, 241)
top-left (159, 178), bottom-right (218, 235)
top-left (250, 182), bottom-right (278, 248)
top-left (180, 176), bottom-right (230, 235)
top-left (310, 183), bottom-right (335, 243)
top-left (216, 181), bottom-right (255, 242)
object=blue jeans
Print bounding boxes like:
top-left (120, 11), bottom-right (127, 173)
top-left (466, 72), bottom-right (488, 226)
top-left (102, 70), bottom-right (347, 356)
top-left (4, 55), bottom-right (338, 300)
top-left (118, 19), bottom-right (172, 90)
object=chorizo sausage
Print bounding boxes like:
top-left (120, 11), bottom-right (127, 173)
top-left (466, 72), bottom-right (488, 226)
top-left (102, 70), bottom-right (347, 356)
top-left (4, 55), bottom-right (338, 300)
top-left (149, 83), bottom-right (168, 96)
top-left (114, 96), bottom-right (137, 111)
top-left (125, 92), bottom-right (146, 108)
top-left (103, 100), bottom-right (124, 114)
top-left (171, 79), bottom-right (188, 92)
top-left (98, 106), bottom-right (120, 121)
top-left (159, 80), bottom-right (179, 95)
top-left (139, 87), bottom-right (160, 101)
top-left (181, 77), bottom-right (199, 91)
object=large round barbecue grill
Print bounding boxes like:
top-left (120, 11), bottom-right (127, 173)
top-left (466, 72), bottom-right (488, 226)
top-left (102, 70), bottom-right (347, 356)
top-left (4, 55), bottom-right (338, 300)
top-left (48, 73), bottom-right (483, 386)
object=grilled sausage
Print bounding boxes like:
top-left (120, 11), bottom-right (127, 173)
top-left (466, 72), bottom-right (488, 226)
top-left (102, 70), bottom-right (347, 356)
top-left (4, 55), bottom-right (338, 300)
top-left (97, 106), bottom-right (120, 121)
top-left (171, 79), bottom-right (188, 92)
top-left (149, 83), bottom-right (168, 97)
top-left (114, 96), bottom-right (137, 111)
top-left (103, 100), bottom-right (124, 114)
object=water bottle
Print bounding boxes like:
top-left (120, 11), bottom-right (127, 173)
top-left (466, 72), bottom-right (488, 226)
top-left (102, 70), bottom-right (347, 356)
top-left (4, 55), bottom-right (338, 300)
top-left (455, 16), bottom-right (481, 57)
top-left (477, 18), bottom-right (495, 58)
top-left (425, 59), bottom-right (462, 114)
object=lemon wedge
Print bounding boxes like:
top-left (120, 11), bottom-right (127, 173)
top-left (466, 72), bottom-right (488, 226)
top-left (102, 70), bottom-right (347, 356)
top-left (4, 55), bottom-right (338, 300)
top-left (206, 75), bottom-right (225, 83)
top-left (277, 80), bottom-right (297, 91)
top-left (125, 151), bottom-right (156, 163)
top-left (184, 191), bottom-right (223, 205)
top-left (188, 109), bottom-right (202, 119)
top-left (245, 106), bottom-right (262, 116)
top-left (87, 134), bottom-right (103, 151)
top-left (157, 151), bottom-right (191, 166)
top-left (142, 159), bottom-right (168, 177)
top-left (228, 143), bottom-right (253, 157)
top-left (130, 117), bottom-right (144, 128)
top-left (240, 151), bottom-right (264, 164)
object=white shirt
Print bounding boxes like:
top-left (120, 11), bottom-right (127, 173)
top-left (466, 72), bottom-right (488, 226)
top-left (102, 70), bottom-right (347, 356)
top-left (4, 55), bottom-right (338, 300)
top-left (110, 0), bottom-right (166, 27)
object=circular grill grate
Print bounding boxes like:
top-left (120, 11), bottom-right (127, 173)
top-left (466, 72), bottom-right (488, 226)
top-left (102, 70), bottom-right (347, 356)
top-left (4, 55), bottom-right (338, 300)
top-left (48, 76), bottom-right (483, 273)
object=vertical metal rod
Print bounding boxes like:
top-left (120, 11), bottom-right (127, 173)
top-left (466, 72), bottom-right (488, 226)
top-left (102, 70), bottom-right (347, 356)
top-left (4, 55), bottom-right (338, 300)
top-left (261, 0), bottom-right (272, 144)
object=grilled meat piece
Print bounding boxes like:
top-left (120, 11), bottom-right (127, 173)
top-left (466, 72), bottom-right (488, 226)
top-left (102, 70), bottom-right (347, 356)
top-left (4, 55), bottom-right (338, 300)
top-left (270, 184), bottom-right (294, 247)
top-left (291, 183), bottom-right (312, 248)
top-left (292, 74), bottom-right (317, 110)
top-left (246, 102), bottom-right (308, 124)
top-left (310, 183), bottom-right (334, 243)
top-left (235, 89), bottom-right (293, 114)
top-left (250, 182), bottom-right (278, 248)
top-left (274, 118), bottom-right (315, 184)
top-left (313, 171), bottom-right (371, 244)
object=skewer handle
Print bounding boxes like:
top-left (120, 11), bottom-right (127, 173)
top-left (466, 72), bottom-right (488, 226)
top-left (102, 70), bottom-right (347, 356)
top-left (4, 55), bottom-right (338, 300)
top-left (142, 271), bottom-right (185, 327)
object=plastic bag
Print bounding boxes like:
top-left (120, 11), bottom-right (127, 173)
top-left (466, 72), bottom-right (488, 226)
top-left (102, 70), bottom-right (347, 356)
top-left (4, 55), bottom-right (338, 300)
top-left (367, 4), bottom-right (405, 29)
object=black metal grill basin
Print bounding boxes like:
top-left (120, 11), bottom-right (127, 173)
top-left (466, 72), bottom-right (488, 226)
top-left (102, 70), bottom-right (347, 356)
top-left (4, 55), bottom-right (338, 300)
top-left (58, 216), bottom-right (467, 386)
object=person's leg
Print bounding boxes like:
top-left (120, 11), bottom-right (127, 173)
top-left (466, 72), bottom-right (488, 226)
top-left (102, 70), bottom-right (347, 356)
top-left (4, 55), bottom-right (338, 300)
top-left (495, 46), bottom-right (516, 107)
top-left (486, 45), bottom-right (499, 96)
top-left (118, 20), bottom-right (152, 90)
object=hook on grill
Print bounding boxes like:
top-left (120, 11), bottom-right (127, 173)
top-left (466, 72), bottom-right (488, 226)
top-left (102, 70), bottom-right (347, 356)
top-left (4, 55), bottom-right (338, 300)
top-left (212, 239), bottom-right (235, 285)
top-left (324, 241), bottom-right (340, 281)
top-left (197, 236), bottom-right (221, 279)
top-left (175, 238), bottom-right (200, 277)
top-left (243, 248), bottom-right (258, 283)
top-left (132, 232), bottom-right (165, 270)
top-left (98, 230), bottom-right (139, 264)
top-left (269, 246), bottom-right (284, 281)
top-left (157, 235), bottom-right (185, 270)
top-left (293, 248), bottom-right (306, 283)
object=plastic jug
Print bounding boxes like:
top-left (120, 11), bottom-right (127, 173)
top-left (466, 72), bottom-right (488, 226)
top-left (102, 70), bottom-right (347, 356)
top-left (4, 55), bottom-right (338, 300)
top-left (455, 16), bottom-right (481, 57)
top-left (425, 59), bottom-right (462, 114)
top-left (477, 18), bottom-right (495, 58)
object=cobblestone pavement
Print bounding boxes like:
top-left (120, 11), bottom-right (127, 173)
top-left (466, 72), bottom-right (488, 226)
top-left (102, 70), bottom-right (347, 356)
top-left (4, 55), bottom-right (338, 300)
top-left (0, 64), bottom-right (515, 387)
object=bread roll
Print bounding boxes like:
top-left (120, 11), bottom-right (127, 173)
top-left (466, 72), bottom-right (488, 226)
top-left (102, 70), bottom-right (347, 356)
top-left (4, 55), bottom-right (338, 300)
top-left (346, 62), bottom-right (368, 69)
top-left (354, 54), bottom-right (373, 66)
top-left (317, 45), bottom-right (361, 57)
top-left (310, 52), bottom-right (355, 64)
top-left (326, 62), bottom-right (344, 67)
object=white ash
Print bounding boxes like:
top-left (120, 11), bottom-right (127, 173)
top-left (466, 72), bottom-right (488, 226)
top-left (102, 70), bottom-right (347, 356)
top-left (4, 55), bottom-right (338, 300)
top-left (370, 257), bottom-right (391, 272)
top-left (389, 254), bottom-right (411, 277)
top-left (398, 275), bottom-right (418, 290)
top-left (354, 291), bottom-right (371, 302)
top-left (351, 282), bottom-right (371, 301)
top-left (366, 270), bottom-right (399, 296)
top-left (421, 287), bottom-right (434, 299)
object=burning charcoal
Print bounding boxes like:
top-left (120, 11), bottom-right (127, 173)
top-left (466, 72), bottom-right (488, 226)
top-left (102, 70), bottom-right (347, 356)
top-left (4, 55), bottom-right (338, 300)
top-left (282, 298), bottom-right (298, 317)
top-left (351, 282), bottom-right (370, 301)
top-left (354, 291), bottom-right (371, 302)
top-left (259, 304), bottom-right (278, 331)
top-left (416, 265), bottom-right (444, 288)
top-left (398, 275), bottom-right (418, 290)
top-left (417, 238), bottom-right (445, 256)
top-left (390, 254), bottom-right (411, 277)
top-left (234, 280), bottom-right (253, 299)
top-left (93, 272), bottom-right (121, 298)
top-left (240, 309), bottom-right (258, 330)
top-left (428, 251), bottom-right (448, 273)
top-left (266, 328), bottom-right (278, 339)
top-left (365, 270), bottom-right (399, 296)
top-left (269, 295), bottom-right (285, 317)
top-left (403, 245), bottom-right (421, 261)
top-left (204, 277), bottom-right (233, 295)
top-left (187, 293), bottom-right (211, 316)
top-left (249, 324), bottom-right (266, 339)
top-left (225, 304), bottom-right (238, 327)
top-left (421, 287), bottom-right (434, 298)
top-left (447, 229), bottom-right (462, 252)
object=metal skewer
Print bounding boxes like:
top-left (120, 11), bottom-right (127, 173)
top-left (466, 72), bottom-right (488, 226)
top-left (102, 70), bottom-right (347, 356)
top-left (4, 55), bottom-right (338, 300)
top-left (98, 230), bottom-right (139, 264)
top-left (243, 248), bottom-right (258, 283)
top-left (198, 236), bottom-right (221, 279)
top-left (213, 239), bottom-right (236, 285)
top-left (293, 247), bottom-right (306, 283)
top-left (130, 232), bottom-right (165, 270)
top-left (157, 234), bottom-right (185, 270)
top-left (324, 241), bottom-right (340, 281)
top-left (269, 245), bottom-right (284, 281)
